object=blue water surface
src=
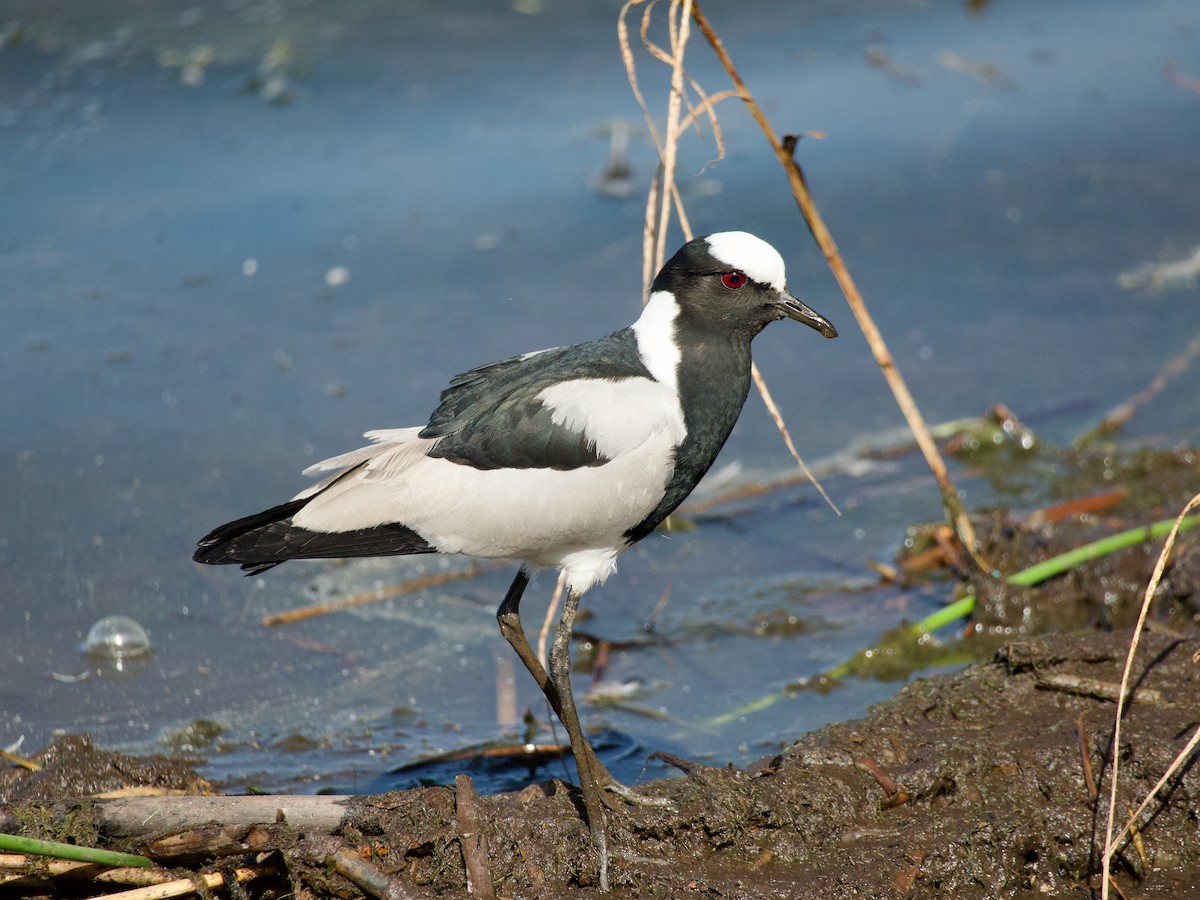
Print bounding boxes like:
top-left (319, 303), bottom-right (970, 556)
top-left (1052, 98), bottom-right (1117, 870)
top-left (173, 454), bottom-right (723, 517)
top-left (1, 0), bottom-right (1197, 791)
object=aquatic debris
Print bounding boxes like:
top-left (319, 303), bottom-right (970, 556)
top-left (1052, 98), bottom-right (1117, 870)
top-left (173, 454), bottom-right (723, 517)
top-left (594, 120), bottom-right (635, 199)
top-left (243, 40), bottom-right (296, 105)
top-left (943, 403), bottom-right (1037, 458)
top-left (865, 43), bottom-right (921, 86)
top-left (1118, 244), bottom-right (1200, 292)
top-left (939, 49), bottom-right (1014, 89)
top-left (1165, 61), bottom-right (1200, 97)
top-left (156, 45), bottom-right (214, 87)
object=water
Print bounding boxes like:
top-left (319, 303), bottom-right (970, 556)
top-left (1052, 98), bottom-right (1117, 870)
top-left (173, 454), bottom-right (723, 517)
top-left (1, 0), bottom-right (1197, 792)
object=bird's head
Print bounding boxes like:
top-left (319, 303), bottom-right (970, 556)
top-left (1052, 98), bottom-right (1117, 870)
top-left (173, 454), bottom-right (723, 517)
top-left (651, 231), bottom-right (838, 340)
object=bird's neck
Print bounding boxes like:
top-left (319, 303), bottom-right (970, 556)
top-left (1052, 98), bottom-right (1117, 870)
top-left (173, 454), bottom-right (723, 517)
top-left (674, 324), bottom-right (754, 466)
top-left (623, 322), bottom-right (753, 544)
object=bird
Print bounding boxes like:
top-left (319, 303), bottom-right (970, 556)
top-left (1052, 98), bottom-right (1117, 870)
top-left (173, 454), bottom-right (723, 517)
top-left (193, 231), bottom-right (837, 891)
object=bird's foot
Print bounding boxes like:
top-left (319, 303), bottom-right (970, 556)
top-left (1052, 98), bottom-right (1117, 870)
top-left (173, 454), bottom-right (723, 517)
top-left (601, 776), bottom-right (674, 810)
top-left (585, 752), bottom-right (674, 811)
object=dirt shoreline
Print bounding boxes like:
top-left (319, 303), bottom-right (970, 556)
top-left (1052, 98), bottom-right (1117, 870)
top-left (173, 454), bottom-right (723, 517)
top-left (4, 627), bottom-right (1198, 898)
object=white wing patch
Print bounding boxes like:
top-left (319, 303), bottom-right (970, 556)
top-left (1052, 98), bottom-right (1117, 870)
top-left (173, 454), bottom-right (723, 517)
top-left (538, 376), bottom-right (686, 461)
top-left (705, 231), bottom-right (787, 292)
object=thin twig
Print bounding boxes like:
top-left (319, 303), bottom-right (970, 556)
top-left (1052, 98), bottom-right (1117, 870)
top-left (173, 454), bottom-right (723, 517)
top-left (1036, 673), bottom-right (1165, 705)
top-left (750, 364), bottom-right (841, 515)
top-left (1075, 717), bottom-right (1097, 801)
top-left (1092, 329), bottom-right (1200, 436)
top-left (261, 561), bottom-right (506, 627)
top-left (643, 583), bottom-right (673, 631)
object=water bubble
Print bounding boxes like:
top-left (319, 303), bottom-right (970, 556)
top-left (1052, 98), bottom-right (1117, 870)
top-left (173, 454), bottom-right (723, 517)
top-left (85, 615), bottom-right (152, 659)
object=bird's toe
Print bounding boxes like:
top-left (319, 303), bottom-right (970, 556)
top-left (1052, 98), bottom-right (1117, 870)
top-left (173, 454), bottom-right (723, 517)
top-left (601, 777), bottom-right (675, 810)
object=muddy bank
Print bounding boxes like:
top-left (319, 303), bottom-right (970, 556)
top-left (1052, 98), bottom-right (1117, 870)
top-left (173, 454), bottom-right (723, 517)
top-left (4, 627), bottom-right (1198, 898)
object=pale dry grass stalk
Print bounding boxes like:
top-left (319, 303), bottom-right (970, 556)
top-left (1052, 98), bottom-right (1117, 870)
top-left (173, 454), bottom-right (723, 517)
top-left (562, 0), bottom-right (742, 681)
top-left (651, 0), bottom-right (692, 274)
top-left (260, 561), bottom-right (505, 626)
top-left (1101, 490), bottom-right (1200, 898)
top-left (619, 0), bottom-right (697, 279)
top-left (751, 364), bottom-right (841, 515)
top-left (618, 0), bottom-right (836, 511)
top-left (537, 569), bottom-right (569, 669)
top-left (92, 865), bottom-right (273, 900)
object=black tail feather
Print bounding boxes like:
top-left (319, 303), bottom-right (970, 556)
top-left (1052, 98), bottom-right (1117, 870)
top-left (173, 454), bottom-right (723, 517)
top-left (194, 497), bottom-right (436, 574)
top-left (195, 500), bottom-right (307, 557)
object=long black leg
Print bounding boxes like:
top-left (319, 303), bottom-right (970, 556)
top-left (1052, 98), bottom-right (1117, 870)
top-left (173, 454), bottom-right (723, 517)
top-left (496, 570), bottom-right (615, 888)
top-left (496, 570), bottom-right (614, 785)
top-left (496, 570), bottom-right (550, 695)
top-left (548, 586), bottom-right (610, 892)
top-left (495, 569), bottom-right (669, 890)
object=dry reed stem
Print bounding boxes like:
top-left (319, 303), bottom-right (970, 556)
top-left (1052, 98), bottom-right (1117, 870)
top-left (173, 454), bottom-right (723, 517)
top-left (688, 1), bottom-right (982, 566)
top-left (1096, 329), bottom-right (1200, 434)
top-left (0, 748), bottom-right (40, 771)
top-left (261, 561), bottom-right (505, 627)
top-left (90, 865), bottom-right (272, 900)
top-left (0, 856), bottom-right (166, 887)
top-left (1101, 490), bottom-right (1200, 898)
top-left (639, 5), bottom-right (731, 173)
top-left (751, 364), bottom-right (841, 515)
top-left (620, 0), bottom-right (717, 290)
top-left (537, 570), bottom-right (568, 669)
top-left (619, 0), bottom-right (836, 510)
top-left (651, 0), bottom-right (693, 274)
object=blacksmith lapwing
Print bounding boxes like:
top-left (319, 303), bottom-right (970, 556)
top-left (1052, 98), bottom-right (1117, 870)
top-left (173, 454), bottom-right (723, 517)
top-left (194, 231), bottom-right (837, 890)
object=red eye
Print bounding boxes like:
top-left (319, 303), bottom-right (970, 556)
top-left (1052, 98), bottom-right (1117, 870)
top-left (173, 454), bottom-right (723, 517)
top-left (721, 272), bottom-right (746, 289)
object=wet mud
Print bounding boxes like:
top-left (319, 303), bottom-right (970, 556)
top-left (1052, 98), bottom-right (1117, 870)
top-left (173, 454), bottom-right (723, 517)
top-left (4, 629), bottom-right (1198, 897)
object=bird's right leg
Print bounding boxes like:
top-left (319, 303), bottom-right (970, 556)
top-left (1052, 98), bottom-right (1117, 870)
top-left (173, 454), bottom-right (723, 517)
top-left (548, 585), bottom-right (609, 891)
top-left (495, 569), bottom-right (660, 810)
